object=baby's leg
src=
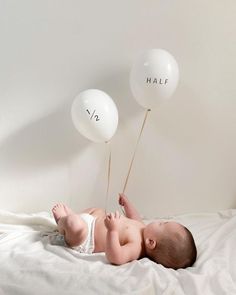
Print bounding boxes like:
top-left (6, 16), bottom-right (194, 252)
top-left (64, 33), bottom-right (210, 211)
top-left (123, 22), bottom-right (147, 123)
top-left (52, 203), bottom-right (74, 223)
top-left (52, 204), bottom-right (87, 248)
top-left (58, 214), bottom-right (88, 247)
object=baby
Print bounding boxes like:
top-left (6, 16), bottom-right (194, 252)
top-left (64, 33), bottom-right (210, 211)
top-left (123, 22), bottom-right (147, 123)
top-left (52, 194), bottom-right (197, 269)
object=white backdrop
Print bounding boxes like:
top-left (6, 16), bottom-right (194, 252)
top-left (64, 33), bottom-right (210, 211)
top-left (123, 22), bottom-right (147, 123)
top-left (0, 0), bottom-right (236, 217)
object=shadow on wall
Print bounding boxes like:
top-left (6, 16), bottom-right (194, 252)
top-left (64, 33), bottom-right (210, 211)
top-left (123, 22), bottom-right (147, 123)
top-left (0, 65), bottom-right (142, 205)
top-left (0, 66), bottom-right (141, 180)
top-left (0, 103), bottom-right (88, 177)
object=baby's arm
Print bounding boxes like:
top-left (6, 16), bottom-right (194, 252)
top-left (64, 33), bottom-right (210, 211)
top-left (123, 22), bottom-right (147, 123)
top-left (104, 211), bottom-right (140, 265)
top-left (119, 194), bottom-right (143, 222)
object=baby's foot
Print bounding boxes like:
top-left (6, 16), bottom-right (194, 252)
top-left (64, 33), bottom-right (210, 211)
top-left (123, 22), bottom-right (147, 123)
top-left (63, 204), bottom-right (74, 216)
top-left (52, 204), bottom-right (68, 223)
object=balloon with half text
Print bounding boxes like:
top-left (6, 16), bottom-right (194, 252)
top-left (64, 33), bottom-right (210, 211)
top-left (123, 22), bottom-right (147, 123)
top-left (130, 49), bottom-right (179, 109)
top-left (71, 89), bottom-right (119, 143)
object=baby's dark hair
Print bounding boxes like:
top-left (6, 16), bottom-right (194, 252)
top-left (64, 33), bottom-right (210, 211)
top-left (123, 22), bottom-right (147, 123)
top-left (150, 226), bottom-right (197, 270)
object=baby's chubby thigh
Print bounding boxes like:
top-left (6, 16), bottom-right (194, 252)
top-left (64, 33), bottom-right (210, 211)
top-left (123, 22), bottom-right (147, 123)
top-left (59, 213), bottom-right (88, 247)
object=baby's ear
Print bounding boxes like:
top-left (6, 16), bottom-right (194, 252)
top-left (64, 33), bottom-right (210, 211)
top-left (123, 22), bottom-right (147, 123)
top-left (145, 238), bottom-right (156, 250)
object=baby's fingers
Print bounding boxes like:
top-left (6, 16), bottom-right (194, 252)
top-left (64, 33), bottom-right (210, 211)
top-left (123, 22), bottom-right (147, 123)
top-left (106, 212), bottom-right (114, 220)
top-left (119, 196), bottom-right (124, 206)
top-left (119, 193), bottom-right (128, 206)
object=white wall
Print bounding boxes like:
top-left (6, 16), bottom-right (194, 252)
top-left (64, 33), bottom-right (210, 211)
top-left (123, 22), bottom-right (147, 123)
top-left (0, 0), bottom-right (236, 217)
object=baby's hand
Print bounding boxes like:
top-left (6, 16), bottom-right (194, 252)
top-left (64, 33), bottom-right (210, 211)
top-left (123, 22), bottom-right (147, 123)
top-left (119, 193), bottom-right (128, 207)
top-left (104, 211), bottom-right (121, 231)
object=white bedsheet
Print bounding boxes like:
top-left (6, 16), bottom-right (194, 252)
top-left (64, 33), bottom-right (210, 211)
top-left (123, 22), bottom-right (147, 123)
top-left (0, 209), bottom-right (236, 295)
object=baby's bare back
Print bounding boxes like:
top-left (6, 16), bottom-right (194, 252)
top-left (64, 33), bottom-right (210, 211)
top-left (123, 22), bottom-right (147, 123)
top-left (90, 209), bottom-right (144, 254)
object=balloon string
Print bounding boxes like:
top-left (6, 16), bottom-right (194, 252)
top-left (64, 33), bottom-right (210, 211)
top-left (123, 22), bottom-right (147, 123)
top-left (105, 142), bottom-right (112, 214)
top-left (122, 109), bottom-right (151, 194)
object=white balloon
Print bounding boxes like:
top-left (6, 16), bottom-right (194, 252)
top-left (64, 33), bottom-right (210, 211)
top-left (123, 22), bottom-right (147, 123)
top-left (71, 89), bottom-right (119, 143)
top-left (130, 49), bottom-right (179, 109)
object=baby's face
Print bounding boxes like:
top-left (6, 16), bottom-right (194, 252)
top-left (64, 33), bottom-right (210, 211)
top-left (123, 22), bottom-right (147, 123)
top-left (144, 220), bottom-right (184, 244)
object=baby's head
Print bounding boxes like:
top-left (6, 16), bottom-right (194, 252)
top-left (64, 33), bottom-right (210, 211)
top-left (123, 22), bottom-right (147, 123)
top-left (143, 220), bottom-right (197, 269)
